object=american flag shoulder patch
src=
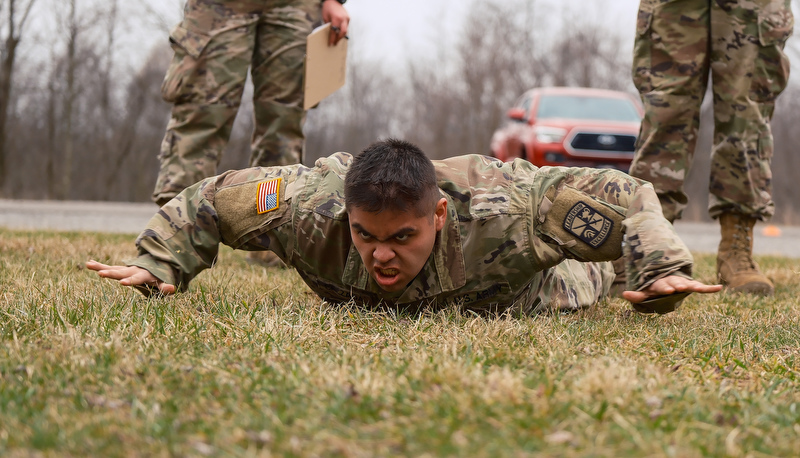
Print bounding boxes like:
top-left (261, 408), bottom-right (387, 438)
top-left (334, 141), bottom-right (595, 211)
top-left (256, 177), bottom-right (281, 214)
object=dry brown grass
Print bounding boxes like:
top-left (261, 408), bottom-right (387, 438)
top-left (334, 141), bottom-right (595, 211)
top-left (1, 229), bottom-right (799, 457)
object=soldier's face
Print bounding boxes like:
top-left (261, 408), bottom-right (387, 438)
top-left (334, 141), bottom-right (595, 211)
top-left (348, 198), bottom-right (448, 292)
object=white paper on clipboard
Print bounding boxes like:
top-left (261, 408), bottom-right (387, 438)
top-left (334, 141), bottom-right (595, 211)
top-left (304, 23), bottom-right (348, 110)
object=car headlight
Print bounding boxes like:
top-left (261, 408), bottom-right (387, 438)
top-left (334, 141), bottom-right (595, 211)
top-left (534, 126), bottom-right (567, 143)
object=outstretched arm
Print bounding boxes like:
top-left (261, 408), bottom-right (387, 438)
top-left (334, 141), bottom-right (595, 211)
top-left (535, 168), bottom-right (696, 292)
top-left (108, 165), bottom-right (300, 296)
top-left (86, 260), bottom-right (176, 296)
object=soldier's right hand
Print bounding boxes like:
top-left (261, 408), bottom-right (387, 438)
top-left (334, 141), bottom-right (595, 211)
top-left (86, 260), bottom-right (177, 295)
top-left (622, 275), bottom-right (722, 314)
top-left (322, 0), bottom-right (350, 45)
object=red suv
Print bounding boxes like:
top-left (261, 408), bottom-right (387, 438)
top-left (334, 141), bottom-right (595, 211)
top-left (489, 87), bottom-right (643, 171)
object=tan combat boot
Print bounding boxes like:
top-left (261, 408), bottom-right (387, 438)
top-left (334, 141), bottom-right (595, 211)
top-left (717, 213), bottom-right (773, 295)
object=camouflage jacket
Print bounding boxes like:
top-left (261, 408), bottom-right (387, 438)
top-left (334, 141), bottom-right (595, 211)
top-left (128, 153), bottom-right (693, 312)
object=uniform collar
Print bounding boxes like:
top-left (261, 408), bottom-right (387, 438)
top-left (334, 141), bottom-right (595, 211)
top-left (340, 194), bottom-right (466, 303)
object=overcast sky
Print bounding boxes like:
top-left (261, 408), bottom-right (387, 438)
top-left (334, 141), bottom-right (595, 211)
top-left (348, 0), bottom-right (640, 62)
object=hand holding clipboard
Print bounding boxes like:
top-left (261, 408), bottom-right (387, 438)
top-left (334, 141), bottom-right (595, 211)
top-left (304, 23), bottom-right (348, 110)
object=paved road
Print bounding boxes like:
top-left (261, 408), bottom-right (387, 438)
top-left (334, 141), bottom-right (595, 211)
top-left (3, 198), bottom-right (800, 258)
top-left (1, 199), bottom-right (160, 235)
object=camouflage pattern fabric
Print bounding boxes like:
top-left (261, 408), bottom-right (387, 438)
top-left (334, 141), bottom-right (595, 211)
top-left (521, 260), bottom-right (616, 315)
top-left (129, 154), bottom-right (693, 314)
top-left (629, 0), bottom-right (793, 222)
top-left (152, 0), bottom-right (322, 205)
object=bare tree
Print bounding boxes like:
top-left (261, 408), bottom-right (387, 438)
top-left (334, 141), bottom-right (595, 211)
top-left (400, 0), bottom-right (637, 159)
top-left (456, 0), bottom-right (546, 154)
top-left (101, 46), bottom-right (171, 200)
top-left (545, 6), bottom-right (631, 90)
top-left (60, 0), bottom-right (78, 199)
top-left (305, 57), bottom-right (403, 163)
top-left (0, 0), bottom-right (174, 201)
top-left (99, 0), bottom-right (117, 116)
top-left (45, 53), bottom-right (57, 197)
top-left (770, 84), bottom-right (800, 224)
top-left (47, 0), bottom-right (122, 199)
top-left (0, 0), bottom-right (37, 195)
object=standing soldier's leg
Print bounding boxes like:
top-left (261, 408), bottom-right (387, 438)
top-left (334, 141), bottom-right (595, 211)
top-left (708, 0), bottom-right (792, 295)
top-left (249, 0), bottom-right (321, 168)
top-left (152, 0), bottom-right (257, 206)
top-left (629, 0), bottom-right (710, 223)
top-left (619, 0), bottom-right (710, 295)
top-left (245, 0), bottom-right (320, 267)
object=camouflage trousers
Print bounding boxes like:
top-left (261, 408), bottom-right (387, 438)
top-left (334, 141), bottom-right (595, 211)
top-left (629, 0), bottom-right (793, 222)
top-left (152, 0), bottom-right (322, 205)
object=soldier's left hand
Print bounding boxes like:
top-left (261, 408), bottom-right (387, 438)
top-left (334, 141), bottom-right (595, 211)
top-left (322, 0), bottom-right (350, 46)
top-left (86, 260), bottom-right (177, 295)
top-left (623, 275), bottom-right (722, 304)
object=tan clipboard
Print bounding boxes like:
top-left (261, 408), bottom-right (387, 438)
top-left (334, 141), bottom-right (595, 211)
top-left (304, 23), bottom-right (348, 110)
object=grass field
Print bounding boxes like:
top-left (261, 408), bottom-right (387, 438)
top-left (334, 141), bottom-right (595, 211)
top-left (1, 228), bottom-right (799, 457)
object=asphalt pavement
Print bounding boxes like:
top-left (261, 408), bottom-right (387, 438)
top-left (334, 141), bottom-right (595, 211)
top-left (2, 198), bottom-right (800, 258)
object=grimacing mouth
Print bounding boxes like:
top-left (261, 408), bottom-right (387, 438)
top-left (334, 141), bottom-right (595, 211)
top-left (377, 268), bottom-right (399, 276)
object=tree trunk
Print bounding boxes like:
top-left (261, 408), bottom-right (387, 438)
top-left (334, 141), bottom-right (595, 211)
top-left (45, 71), bottom-right (56, 198)
top-left (0, 0), bottom-right (19, 196)
top-left (61, 0), bottom-right (77, 199)
top-left (0, 38), bottom-right (18, 196)
top-left (0, 0), bottom-right (37, 196)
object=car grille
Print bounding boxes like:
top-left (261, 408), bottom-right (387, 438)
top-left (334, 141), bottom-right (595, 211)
top-left (571, 133), bottom-right (636, 152)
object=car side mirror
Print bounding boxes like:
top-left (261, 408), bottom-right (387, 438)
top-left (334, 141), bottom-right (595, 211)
top-left (507, 107), bottom-right (527, 122)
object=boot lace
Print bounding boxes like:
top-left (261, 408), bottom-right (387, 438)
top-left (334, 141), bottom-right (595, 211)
top-left (729, 222), bottom-right (757, 270)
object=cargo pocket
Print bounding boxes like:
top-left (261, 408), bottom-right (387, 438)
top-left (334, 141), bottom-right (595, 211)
top-left (757, 129), bottom-right (774, 161)
top-left (751, 4), bottom-right (793, 102)
top-left (758, 5), bottom-right (794, 47)
top-left (161, 24), bottom-right (213, 103)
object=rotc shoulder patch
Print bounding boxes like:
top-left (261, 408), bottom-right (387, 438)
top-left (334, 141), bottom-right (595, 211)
top-left (563, 202), bottom-right (613, 247)
top-left (538, 185), bottom-right (624, 262)
top-left (257, 178), bottom-right (281, 214)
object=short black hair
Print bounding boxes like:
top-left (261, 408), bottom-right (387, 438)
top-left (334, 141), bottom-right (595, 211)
top-left (344, 138), bottom-right (439, 216)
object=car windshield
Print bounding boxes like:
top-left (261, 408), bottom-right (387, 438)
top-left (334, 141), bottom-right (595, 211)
top-left (536, 95), bottom-right (641, 122)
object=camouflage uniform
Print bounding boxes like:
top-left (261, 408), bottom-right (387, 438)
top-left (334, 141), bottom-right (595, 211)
top-left (629, 0), bottom-right (793, 222)
top-left (152, 0), bottom-right (322, 205)
top-left (128, 154), bottom-right (694, 314)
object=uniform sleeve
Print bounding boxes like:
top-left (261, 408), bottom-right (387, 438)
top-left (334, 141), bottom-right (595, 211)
top-left (617, 180), bottom-right (693, 291)
top-left (533, 167), bottom-right (692, 292)
top-left (125, 165), bottom-right (300, 292)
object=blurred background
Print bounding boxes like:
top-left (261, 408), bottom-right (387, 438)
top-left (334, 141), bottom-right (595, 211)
top-left (1, 0), bottom-right (799, 223)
